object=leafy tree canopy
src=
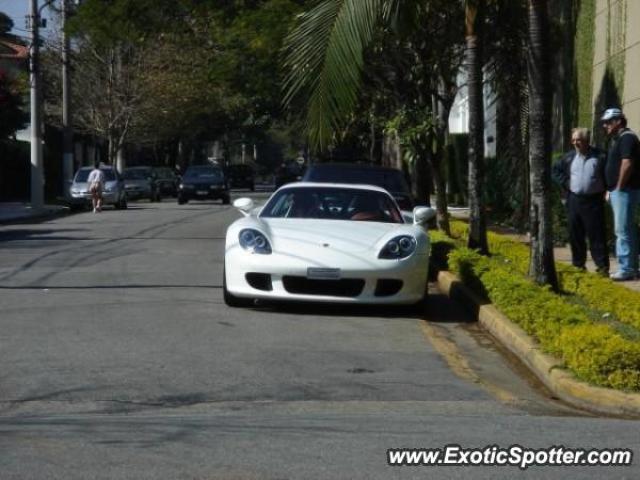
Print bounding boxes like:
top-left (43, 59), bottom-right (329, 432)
top-left (0, 72), bottom-right (28, 140)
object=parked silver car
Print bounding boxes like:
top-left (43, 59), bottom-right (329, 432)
top-left (69, 165), bottom-right (128, 210)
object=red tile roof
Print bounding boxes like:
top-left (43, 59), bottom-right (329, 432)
top-left (0, 40), bottom-right (29, 60)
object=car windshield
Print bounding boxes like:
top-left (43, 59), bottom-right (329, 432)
top-left (304, 165), bottom-right (409, 193)
top-left (74, 168), bottom-right (116, 182)
top-left (184, 167), bottom-right (223, 181)
top-left (228, 165), bottom-right (252, 174)
top-left (155, 169), bottom-right (173, 179)
top-left (123, 169), bottom-right (151, 180)
top-left (260, 187), bottom-right (403, 223)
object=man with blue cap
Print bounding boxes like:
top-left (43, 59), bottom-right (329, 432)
top-left (601, 107), bottom-right (640, 280)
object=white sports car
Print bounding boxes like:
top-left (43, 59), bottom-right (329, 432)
top-left (223, 183), bottom-right (435, 308)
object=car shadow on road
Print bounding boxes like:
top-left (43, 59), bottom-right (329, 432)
top-left (248, 299), bottom-right (422, 319)
top-left (245, 284), bottom-right (479, 322)
top-left (0, 228), bottom-right (89, 242)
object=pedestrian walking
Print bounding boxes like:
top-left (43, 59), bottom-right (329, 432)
top-left (87, 162), bottom-right (105, 213)
top-left (601, 108), bottom-right (640, 281)
top-left (552, 128), bottom-right (609, 276)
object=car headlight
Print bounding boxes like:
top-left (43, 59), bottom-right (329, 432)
top-left (238, 228), bottom-right (272, 254)
top-left (378, 235), bottom-right (416, 259)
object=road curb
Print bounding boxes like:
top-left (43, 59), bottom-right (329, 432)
top-left (437, 270), bottom-right (640, 418)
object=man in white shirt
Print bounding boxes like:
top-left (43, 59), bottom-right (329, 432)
top-left (87, 162), bottom-right (105, 213)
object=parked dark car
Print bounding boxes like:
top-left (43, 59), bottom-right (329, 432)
top-left (275, 161), bottom-right (305, 188)
top-left (178, 165), bottom-right (230, 204)
top-left (302, 163), bottom-right (415, 210)
top-left (69, 165), bottom-right (127, 210)
top-left (154, 167), bottom-right (179, 197)
top-left (225, 164), bottom-right (255, 191)
top-left (123, 166), bottom-right (161, 202)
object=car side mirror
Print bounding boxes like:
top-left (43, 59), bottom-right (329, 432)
top-left (413, 206), bottom-right (436, 225)
top-left (233, 197), bottom-right (254, 216)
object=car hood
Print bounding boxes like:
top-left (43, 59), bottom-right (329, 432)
top-left (124, 179), bottom-right (150, 186)
top-left (260, 218), bottom-right (402, 254)
top-left (183, 179), bottom-right (224, 186)
top-left (71, 182), bottom-right (89, 191)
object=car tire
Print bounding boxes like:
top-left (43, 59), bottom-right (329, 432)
top-left (223, 266), bottom-right (252, 308)
top-left (178, 196), bottom-right (187, 205)
top-left (250, 183), bottom-right (255, 192)
top-left (222, 195), bottom-right (231, 205)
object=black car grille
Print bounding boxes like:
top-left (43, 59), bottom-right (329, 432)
top-left (282, 276), bottom-right (364, 297)
top-left (374, 279), bottom-right (403, 297)
top-left (245, 273), bottom-right (272, 291)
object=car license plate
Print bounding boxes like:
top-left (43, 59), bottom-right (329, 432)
top-left (196, 190), bottom-right (208, 195)
top-left (307, 268), bottom-right (341, 280)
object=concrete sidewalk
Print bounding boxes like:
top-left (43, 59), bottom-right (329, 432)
top-left (0, 202), bottom-right (69, 224)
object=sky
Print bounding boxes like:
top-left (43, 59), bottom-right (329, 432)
top-left (1, 0), bottom-right (55, 40)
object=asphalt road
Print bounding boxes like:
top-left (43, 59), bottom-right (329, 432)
top-left (0, 194), bottom-right (638, 479)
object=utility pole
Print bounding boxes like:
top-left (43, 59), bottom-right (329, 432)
top-left (61, 0), bottom-right (73, 199)
top-left (29, 0), bottom-right (44, 210)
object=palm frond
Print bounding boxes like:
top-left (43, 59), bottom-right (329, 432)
top-left (283, 0), bottom-right (394, 150)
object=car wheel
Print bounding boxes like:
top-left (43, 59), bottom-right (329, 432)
top-left (178, 196), bottom-right (187, 205)
top-left (223, 266), bottom-right (252, 308)
top-left (222, 195), bottom-right (231, 205)
top-left (250, 183), bottom-right (255, 192)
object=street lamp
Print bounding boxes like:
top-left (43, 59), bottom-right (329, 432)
top-left (28, 0), bottom-right (58, 210)
top-left (29, 0), bottom-right (82, 207)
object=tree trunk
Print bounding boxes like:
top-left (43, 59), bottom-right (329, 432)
top-left (431, 145), bottom-right (450, 234)
top-left (414, 152), bottom-right (431, 206)
top-left (116, 147), bottom-right (126, 173)
top-left (527, 0), bottom-right (558, 289)
top-left (465, 0), bottom-right (488, 254)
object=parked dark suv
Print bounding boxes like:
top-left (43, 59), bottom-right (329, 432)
top-left (225, 164), bottom-right (255, 191)
top-left (178, 165), bottom-right (230, 204)
top-left (301, 163), bottom-right (415, 210)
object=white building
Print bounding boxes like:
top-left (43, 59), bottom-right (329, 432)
top-left (448, 72), bottom-right (497, 158)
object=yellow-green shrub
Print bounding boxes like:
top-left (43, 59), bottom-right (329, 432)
top-left (441, 243), bottom-right (640, 391)
top-left (448, 220), bottom-right (640, 331)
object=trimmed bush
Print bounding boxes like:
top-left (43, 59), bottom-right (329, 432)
top-left (448, 221), bottom-right (640, 331)
top-left (432, 225), bottom-right (640, 391)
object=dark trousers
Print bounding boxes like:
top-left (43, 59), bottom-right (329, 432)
top-left (567, 192), bottom-right (609, 270)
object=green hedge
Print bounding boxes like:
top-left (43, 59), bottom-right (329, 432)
top-left (448, 222), bottom-right (640, 331)
top-left (431, 223), bottom-right (640, 391)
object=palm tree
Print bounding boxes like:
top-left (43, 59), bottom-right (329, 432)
top-left (465, 0), bottom-right (488, 254)
top-left (283, 0), bottom-right (466, 234)
top-left (282, 0), bottom-right (393, 150)
top-left (526, 0), bottom-right (558, 289)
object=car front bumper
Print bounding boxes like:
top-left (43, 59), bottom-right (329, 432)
top-left (225, 247), bottom-right (429, 305)
top-left (70, 191), bottom-right (120, 205)
top-left (180, 187), bottom-right (228, 199)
